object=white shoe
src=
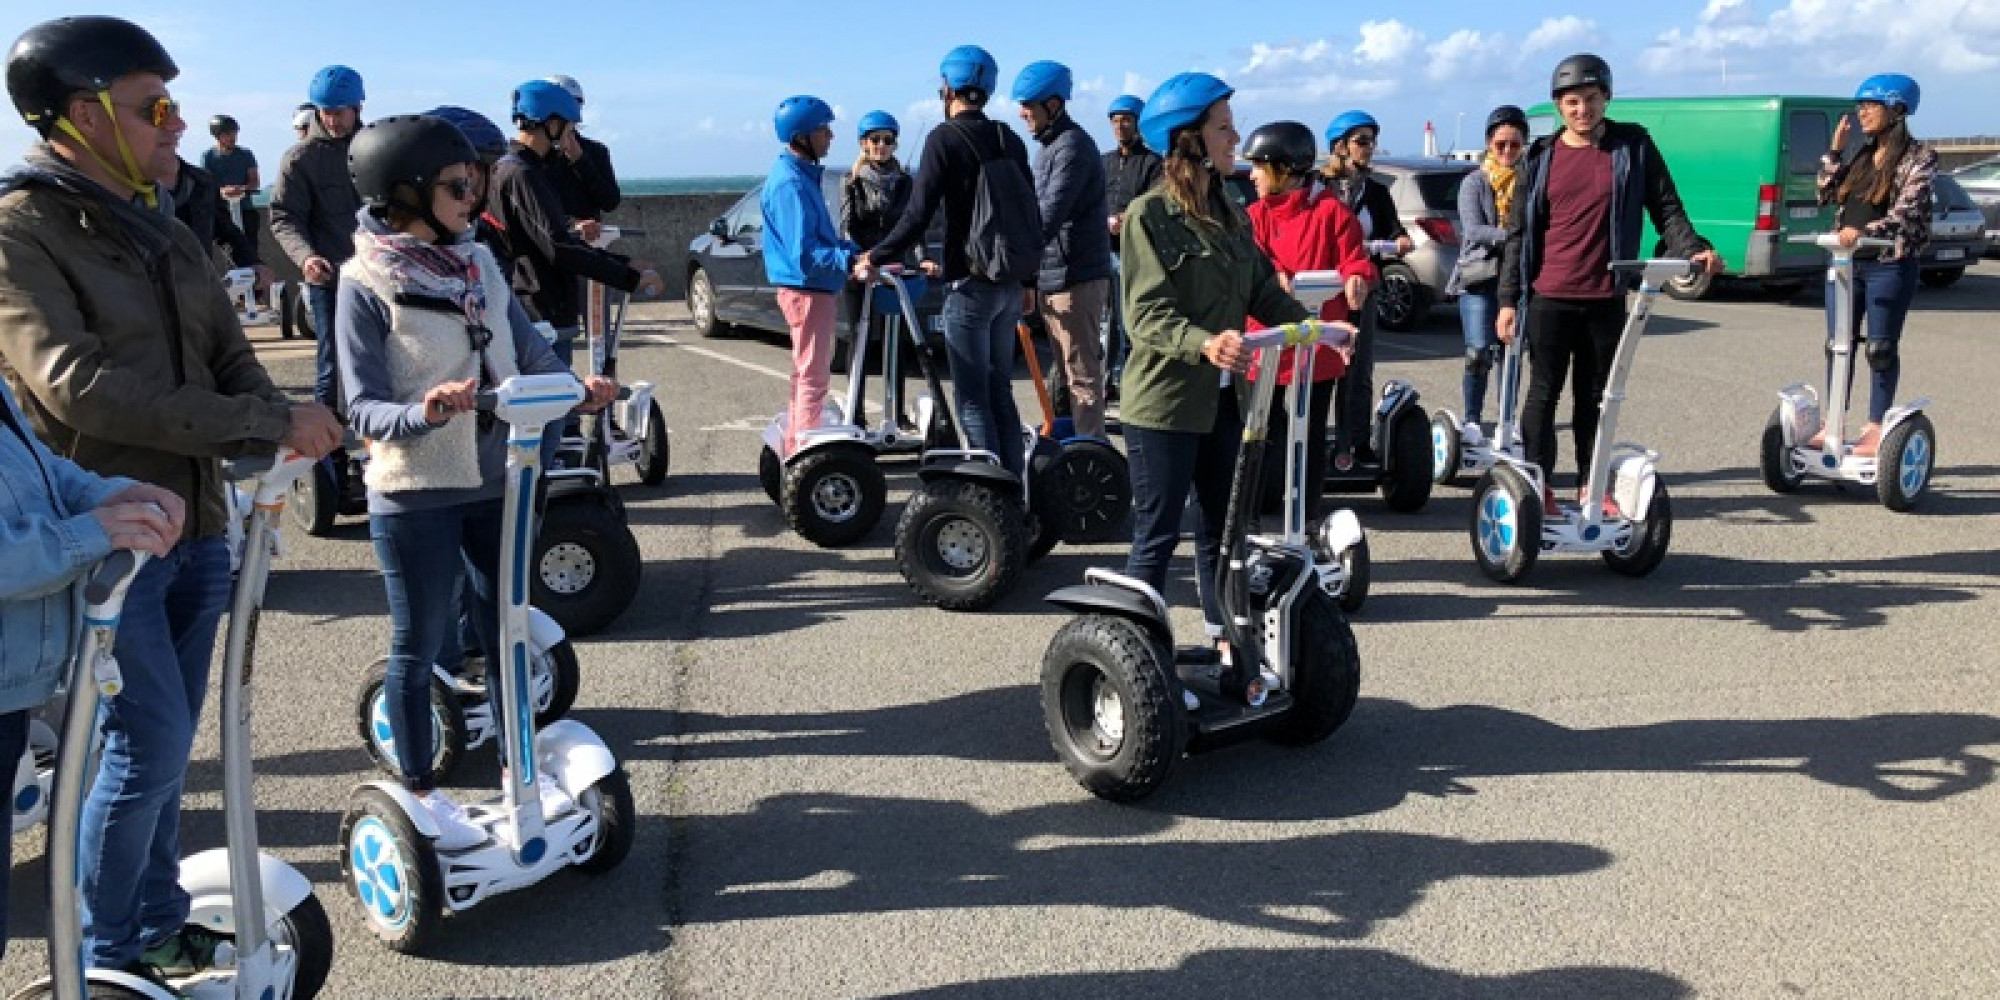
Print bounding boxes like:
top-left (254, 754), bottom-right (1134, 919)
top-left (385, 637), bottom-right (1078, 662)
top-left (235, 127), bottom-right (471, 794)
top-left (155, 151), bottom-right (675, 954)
top-left (1460, 421), bottom-right (1485, 446)
top-left (420, 790), bottom-right (487, 851)
top-left (503, 770), bottom-right (573, 817)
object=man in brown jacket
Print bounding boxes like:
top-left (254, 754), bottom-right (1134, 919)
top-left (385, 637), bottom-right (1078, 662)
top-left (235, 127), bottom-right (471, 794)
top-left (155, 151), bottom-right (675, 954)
top-left (0, 15), bottom-right (341, 988)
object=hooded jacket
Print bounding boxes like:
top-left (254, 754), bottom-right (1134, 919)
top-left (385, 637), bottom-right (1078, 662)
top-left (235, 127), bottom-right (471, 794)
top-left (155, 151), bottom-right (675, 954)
top-left (268, 114), bottom-right (361, 280)
top-left (1246, 180), bottom-right (1377, 384)
top-left (761, 152), bottom-right (856, 293)
top-left (1030, 113), bottom-right (1113, 293)
top-left (489, 142), bottom-right (644, 329)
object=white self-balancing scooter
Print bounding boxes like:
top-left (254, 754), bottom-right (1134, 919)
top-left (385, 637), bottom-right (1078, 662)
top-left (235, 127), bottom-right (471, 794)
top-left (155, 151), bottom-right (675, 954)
top-left (1431, 316), bottom-right (1525, 486)
top-left (339, 373), bottom-right (635, 954)
top-left (1038, 318), bottom-right (1364, 802)
top-left (572, 226), bottom-right (669, 488)
top-left (1761, 233), bottom-right (1935, 511)
top-left (1469, 259), bottom-right (1692, 584)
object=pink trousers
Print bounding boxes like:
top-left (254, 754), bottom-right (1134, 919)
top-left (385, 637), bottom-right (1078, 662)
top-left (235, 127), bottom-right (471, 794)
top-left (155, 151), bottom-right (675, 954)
top-left (779, 287), bottom-right (838, 456)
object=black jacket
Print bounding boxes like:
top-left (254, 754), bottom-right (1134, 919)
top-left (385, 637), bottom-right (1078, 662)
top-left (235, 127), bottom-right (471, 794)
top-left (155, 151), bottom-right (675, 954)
top-left (1030, 113), bottom-right (1113, 292)
top-left (1102, 143), bottom-right (1162, 218)
top-left (1498, 120), bottom-right (1702, 304)
top-left (867, 110), bottom-right (1036, 284)
top-left (840, 162), bottom-right (913, 257)
top-left (1328, 170), bottom-right (1407, 257)
top-left (268, 115), bottom-right (359, 278)
top-left (548, 135), bottom-right (620, 222)
top-left (489, 142), bottom-right (642, 328)
top-left (168, 158), bottom-right (256, 268)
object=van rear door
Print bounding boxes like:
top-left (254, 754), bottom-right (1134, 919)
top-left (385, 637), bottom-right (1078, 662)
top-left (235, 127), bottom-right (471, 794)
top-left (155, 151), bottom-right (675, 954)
top-left (1779, 107), bottom-right (1846, 271)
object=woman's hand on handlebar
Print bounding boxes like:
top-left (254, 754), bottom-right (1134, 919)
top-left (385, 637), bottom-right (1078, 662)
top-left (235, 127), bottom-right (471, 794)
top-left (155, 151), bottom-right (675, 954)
top-left (577, 376), bottom-right (619, 414)
top-left (1202, 330), bottom-right (1249, 372)
top-left (422, 378), bottom-right (480, 425)
top-left (1496, 306), bottom-right (1517, 345)
top-left (1834, 227), bottom-right (1865, 250)
top-left (918, 259), bottom-right (940, 277)
top-left (850, 258), bottom-right (874, 283)
top-left (1344, 273), bottom-right (1370, 311)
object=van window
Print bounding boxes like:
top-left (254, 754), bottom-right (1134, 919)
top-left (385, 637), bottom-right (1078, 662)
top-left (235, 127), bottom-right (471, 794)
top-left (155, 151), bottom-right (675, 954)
top-left (1787, 112), bottom-right (1830, 174)
top-left (1528, 114), bottom-right (1558, 139)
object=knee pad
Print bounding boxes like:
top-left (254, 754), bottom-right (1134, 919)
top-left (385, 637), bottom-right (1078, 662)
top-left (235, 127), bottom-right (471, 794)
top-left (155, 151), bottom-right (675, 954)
top-left (1865, 337), bottom-right (1898, 372)
top-left (1464, 347), bottom-right (1494, 377)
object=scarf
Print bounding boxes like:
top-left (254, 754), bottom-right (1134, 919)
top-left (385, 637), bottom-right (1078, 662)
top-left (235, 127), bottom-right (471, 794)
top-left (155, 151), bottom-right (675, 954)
top-left (355, 211), bottom-right (488, 331)
top-left (1483, 154), bottom-right (1517, 222)
top-left (2, 143), bottom-right (180, 265)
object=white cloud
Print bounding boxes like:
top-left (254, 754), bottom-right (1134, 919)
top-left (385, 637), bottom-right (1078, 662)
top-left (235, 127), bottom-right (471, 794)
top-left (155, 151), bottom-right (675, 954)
top-left (1522, 16), bottom-right (1599, 56)
top-left (1354, 20), bottom-right (1423, 64)
top-left (1120, 72), bottom-right (1152, 100)
top-left (1425, 29), bottom-right (1510, 83)
top-left (1243, 39), bottom-right (1332, 74)
top-left (1643, 0), bottom-right (2000, 79)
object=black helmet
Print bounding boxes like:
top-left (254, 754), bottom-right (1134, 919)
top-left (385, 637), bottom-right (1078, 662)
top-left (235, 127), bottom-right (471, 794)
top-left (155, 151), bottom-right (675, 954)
top-left (1550, 53), bottom-right (1612, 100)
top-left (7, 16), bottom-right (179, 137)
top-left (348, 114), bottom-right (475, 211)
top-left (209, 113), bottom-right (237, 136)
top-left (1241, 121), bottom-right (1318, 173)
top-left (1485, 105), bottom-right (1528, 137)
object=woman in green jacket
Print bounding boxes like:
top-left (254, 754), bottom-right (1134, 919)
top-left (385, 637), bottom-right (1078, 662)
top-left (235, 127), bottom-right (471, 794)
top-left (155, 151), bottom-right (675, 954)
top-left (1120, 71), bottom-right (1309, 648)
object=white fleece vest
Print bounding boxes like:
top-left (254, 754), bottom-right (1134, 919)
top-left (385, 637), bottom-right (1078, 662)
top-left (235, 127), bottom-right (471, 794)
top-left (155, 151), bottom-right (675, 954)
top-left (342, 241), bottom-right (521, 493)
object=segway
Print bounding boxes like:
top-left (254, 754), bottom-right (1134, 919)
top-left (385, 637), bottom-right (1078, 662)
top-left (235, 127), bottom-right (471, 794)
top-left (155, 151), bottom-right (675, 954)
top-left (1469, 259), bottom-right (1691, 584)
top-left (22, 459), bottom-right (338, 1000)
top-left (289, 440), bottom-right (366, 538)
top-left (1323, 240), bottom-right (1432, 512)
top-left (1761, 233), bottom-right (1935, 511)
top-left (1431, 319), bottom-right (1525, 486)
top-left (339, 373), bottom-right (635, 955)
top-left (1038, 318), bottom-right (1364, 802)
top-left (755, 272), bottom-right (931, 545)
top-left (220, 268), bottom-right (278, 327)
top-left (1015, 320), bottom-right (1131, 561)
top-left (573, 227), bottom-right (669, 488)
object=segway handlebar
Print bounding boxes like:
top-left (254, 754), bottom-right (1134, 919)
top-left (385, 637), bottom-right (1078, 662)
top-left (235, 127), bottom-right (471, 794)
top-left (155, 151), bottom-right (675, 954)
top-left (1788, 233), bottom-right (1895, 251)
top-left (84, 548), bottom-right (147, 608)
top-left (1363, 240), bottom-right (1402, 257)
top-left (588, 226), bottom-right (646, 249)
top-left (1290, 269), bottom-right (1347, 311)
top-left (472, 373), bottom-right (589, 428)
top-left (1240, 319), bottom-right (1356, 352)
top-left (1609, 258), bottom-right (1700, 288)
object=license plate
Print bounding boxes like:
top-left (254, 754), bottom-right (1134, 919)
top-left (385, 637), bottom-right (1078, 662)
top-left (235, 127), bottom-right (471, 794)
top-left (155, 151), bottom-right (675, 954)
top-left (1936, 247), bottom-right (1964, 261)
top-left (1788, 206), bottom-right (1820, 219)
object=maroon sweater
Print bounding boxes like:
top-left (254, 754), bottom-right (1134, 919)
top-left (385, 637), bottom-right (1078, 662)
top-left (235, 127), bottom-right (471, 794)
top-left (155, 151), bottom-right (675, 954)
top-left (1533, 139), bottom-right (1615, 299)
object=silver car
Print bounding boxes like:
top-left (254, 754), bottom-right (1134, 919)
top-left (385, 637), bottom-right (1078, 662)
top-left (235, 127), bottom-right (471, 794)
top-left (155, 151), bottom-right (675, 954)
top-left (1921, 174), bottom-right (1988, 287)
top-left (1948, 156), bottom-right (2000, 254)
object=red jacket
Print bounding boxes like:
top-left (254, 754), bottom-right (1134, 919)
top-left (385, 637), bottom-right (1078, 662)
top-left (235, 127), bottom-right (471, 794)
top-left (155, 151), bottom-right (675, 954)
top-left (1246, 182), bottom-right (1377, 383)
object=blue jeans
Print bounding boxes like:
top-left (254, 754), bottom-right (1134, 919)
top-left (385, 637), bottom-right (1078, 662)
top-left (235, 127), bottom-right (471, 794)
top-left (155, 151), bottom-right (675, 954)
top-left (80, 537), bottom-right (231, 968)
top-left (307, 282), bottom-right (339, 409)
top-left (1124, 390), bottom-right (1243, 637)
top-left (940, 278), bottom-right (1025, 479)
top-left (1101, 255), bottom-right (1127, 385)
top-left (1825, 255), bottom-right (1917, 424)
top-left (1458, 287), bottom-right (1504, 424)
top-left (369, 499), bottom-right (504, 789)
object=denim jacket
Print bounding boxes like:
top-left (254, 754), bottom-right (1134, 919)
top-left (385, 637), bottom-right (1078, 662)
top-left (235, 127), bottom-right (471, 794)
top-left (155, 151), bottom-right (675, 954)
top-left (0, 379), bottom-right (131, 713)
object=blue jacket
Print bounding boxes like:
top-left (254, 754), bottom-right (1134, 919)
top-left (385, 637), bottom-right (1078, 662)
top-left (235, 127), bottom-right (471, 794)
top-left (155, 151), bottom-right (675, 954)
top-left (0, 379), bottom-right (132, 714)
top-left (761, 153), bottom-right (856, 293)
top-left (1030, 114), bottom-right (1113, 293)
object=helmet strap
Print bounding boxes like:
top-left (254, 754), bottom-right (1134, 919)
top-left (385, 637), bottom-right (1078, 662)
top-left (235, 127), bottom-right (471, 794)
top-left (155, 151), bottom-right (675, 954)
top-left (55, 93), bottom-right (161, 208)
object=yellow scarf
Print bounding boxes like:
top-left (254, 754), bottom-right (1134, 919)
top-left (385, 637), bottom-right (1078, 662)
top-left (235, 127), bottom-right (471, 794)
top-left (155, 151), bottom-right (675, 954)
top-left (1483, 153), bottom-right (1517, 222)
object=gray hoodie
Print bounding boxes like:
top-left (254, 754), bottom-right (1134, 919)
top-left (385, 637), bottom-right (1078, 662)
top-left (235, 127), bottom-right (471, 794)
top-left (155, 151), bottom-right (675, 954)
top-left (268, 114), bottom-right (361, 280)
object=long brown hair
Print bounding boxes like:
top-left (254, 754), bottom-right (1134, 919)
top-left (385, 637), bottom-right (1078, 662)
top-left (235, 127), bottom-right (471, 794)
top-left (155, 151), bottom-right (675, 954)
top-left (1838, 117), bottom-right (1911, 207)
top-left (1161, 111), bottom-right (1232, 231)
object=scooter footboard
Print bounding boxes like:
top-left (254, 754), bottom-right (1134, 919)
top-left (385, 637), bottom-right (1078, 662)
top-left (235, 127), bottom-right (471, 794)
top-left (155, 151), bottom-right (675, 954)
top-left (179, 847), bottom-right (313, 936)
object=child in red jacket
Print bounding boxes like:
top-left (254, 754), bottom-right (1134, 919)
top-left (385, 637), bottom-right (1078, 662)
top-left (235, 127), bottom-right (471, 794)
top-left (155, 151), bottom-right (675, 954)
top-left (1242, 121), bottom-right (1376, 515)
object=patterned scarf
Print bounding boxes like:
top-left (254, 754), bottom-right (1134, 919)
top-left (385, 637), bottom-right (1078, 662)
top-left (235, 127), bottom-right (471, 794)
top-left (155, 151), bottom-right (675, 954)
top-left (1483, 153), bottom-right (1517, 222)
top-left (357, 213), bottom-right (488, 329)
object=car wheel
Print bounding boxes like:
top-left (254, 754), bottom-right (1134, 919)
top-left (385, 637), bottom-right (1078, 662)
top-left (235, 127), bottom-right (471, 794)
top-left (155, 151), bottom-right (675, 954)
top-left (1374, 262), bottom-right (1430, 332)
top-left (1660, 237), bottom-right (1716, 301)
top-left (688, 266), bottom-right (729, 338)
top-left (1919, 267), bottom-right (1964, 288)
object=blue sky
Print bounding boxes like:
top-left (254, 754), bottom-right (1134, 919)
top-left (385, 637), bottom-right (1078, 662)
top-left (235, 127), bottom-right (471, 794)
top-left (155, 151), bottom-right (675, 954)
top-left (4, 1), bottom-right (1996, 178)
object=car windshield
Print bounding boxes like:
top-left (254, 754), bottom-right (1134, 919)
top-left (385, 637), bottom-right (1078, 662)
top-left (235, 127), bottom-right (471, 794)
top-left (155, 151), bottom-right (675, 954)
top-left (1413, 172), bottom-right (1463, 210)
top-left (1953, 161), bottom-right (2000, 184)
top-left (1933, 175), bottom-right (1973, 212)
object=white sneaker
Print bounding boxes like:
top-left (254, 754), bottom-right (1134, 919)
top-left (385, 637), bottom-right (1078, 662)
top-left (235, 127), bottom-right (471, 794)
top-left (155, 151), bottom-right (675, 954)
top-left (419, 790), bottom-right (487, 851)
top-left (502, 770), bottom-right (573, 818)
top-left (1460, 421), bottom-right (1485, 446)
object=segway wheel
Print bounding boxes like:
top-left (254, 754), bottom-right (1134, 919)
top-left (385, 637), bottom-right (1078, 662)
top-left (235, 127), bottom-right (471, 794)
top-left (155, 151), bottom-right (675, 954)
top-left (636, 400), bottom-right (670, 486)
top-left (534, 497), bottom-right (642, 637)
top-left (1380, 407), bottom-right (1434, 512)
top-left (356, 658), bottom-right (466, 783)
top-left (535, 639), bottom-right (582, 724)
top-left (340, 786), bottom-right (444, 954)
top-left (784, 447), bottom-right (887, 547)
top-left (1759, 409), bottom-right (1804, 494)
top-left (574, 767), bottom-right (636, 874)
top-left (1053, 439), bottom-right (1133, 544)
top-left (1430, 411), bottom-right (1462, 486)
top-left (1337, 534), bottom-right (1371, 615)
top-left (273, 892), bottom-right (336, 1000)
top-left (757, 444), bottom-right (782, 506)
top-left (1602, 479), bottom-right (1672, 578)
top-left (1266, 590), bottom-right (1362, 746)
top-left (894, 479), bottom-right (1027, 611)
top-left (1470, 465), bottom-right (1541, 583)
top-left (1877, 413), bottom-right (1935, 512)
top-left (1040, 614), bottom-right (1182, 802)
top-left (290, 460), bottom-right (338, 536)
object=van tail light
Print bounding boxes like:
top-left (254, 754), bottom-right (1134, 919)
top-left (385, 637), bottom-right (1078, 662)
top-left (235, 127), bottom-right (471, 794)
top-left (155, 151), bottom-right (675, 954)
top-left (1415, 217), bottom-right (1457, 245)
top-left (1755, 184), bottom-right (1780, 232)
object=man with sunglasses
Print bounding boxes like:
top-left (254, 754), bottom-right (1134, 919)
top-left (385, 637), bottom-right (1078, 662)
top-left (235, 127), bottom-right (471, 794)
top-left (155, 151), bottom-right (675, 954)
top-left (0, 16), bottom-right (343, 989)
top-left (270, 64), bottom-right (366, 411)
top-left (1321, 108), bottom-right (1411, 470)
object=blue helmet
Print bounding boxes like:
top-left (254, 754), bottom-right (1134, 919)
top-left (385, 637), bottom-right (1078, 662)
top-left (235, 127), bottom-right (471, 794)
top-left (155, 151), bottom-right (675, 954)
top-left (856, 110), bottom-right (899, 137)
top-left (513, 80), bottom-right (580, 125)
top-left (1107, 95), bottom-right (1144, 119)
top-left (427, 105), bottom-right (506, 160)
top-left (1139, 72), bottom-right (1234, 157)
top-left (1011, 60), bottom-right (1072, 104)
top-left (774, 95), bottom-right (834, 143)
top-left (1855, 73), bottom-right (1920, 114)
top-left (1325, 110), bottom-right (1378, 145)
top-left (308, 65), bottom-right (364, 109)
top-left (939, 45), bottom-right (998, 97)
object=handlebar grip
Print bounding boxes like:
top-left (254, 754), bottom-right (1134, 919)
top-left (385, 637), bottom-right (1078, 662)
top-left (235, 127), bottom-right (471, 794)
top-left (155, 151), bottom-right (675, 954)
top-left (1607, 258), bottom-right (1697, 276)
top-left (474, 391), bottom-right (498, 413)
top-left (85, 550), bottom-right (140, 604)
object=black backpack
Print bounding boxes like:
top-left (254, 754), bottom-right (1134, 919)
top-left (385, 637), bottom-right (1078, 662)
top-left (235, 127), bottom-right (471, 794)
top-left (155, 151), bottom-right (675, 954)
top-left (949, 121), bottom-right (1042, 284)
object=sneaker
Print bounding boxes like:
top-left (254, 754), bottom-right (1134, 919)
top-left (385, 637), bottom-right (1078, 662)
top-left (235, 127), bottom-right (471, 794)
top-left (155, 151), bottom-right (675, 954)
top-left (420, 790), bottom-right (488, 851)
top-left (1460, 421), bottom-right (1485, 446)
top-left (1852, 422), bottom-right (1883, 457)
top-left (138, 924), bottom-right (224, 979)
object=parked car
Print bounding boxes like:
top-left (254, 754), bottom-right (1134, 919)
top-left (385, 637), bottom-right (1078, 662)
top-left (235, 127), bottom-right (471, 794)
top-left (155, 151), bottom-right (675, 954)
top-left (1919, 173), bottom-right (1987, 287)
top-left (1222, 156), bottom-right (1472, 331)
top-left (1947, 156), bottom-right (2000, 253)
top-left (685, 168), bottom-right (946, 340)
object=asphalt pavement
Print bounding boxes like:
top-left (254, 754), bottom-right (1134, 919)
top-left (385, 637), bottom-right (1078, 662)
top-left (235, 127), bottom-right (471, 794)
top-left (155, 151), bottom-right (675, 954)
top-left (5, 261), bottom-right (1998, 999)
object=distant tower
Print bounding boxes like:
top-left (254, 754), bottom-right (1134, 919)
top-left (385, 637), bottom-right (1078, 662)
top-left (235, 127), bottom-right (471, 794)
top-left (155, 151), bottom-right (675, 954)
top-left (1423, 120), bottom-right (1438, 158)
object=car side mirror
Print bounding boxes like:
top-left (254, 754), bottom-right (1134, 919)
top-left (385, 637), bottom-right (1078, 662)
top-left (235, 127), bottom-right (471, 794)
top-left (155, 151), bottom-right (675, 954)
top-left (709, 218), bottom-right (729, 240)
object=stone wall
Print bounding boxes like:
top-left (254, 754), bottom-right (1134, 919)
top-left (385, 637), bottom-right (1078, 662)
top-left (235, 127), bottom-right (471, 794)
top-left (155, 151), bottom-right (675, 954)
top-left (252, 191), bottom-right (750, 300)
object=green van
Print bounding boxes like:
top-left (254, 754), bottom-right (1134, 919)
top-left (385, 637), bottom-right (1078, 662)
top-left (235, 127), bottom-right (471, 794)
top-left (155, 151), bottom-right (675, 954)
top-left (1525, 95), bottom-right (1856, 299)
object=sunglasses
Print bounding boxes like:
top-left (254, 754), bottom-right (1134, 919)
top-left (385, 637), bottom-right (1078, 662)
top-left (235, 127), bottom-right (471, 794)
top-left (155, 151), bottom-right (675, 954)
top-left (435, 177), bottom-right (476, 201)
top-left (114, 96), bottom-right (180, 128)
top-left (1347, 136), bottom-right (1376, 148)
top-left (1491, 139), bottom-right (1523, 150)
top-left (864, 134), bottom-right (898, 145)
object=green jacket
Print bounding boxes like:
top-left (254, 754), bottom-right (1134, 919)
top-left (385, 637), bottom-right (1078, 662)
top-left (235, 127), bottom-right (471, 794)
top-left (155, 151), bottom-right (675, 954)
top-left (1118, 185), bottom-right (1307, 433)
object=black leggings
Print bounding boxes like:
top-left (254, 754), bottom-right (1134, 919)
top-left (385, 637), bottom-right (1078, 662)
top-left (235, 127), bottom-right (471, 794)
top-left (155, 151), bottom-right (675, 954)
top-left (1520, 295), bottom-right (1625, 486)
